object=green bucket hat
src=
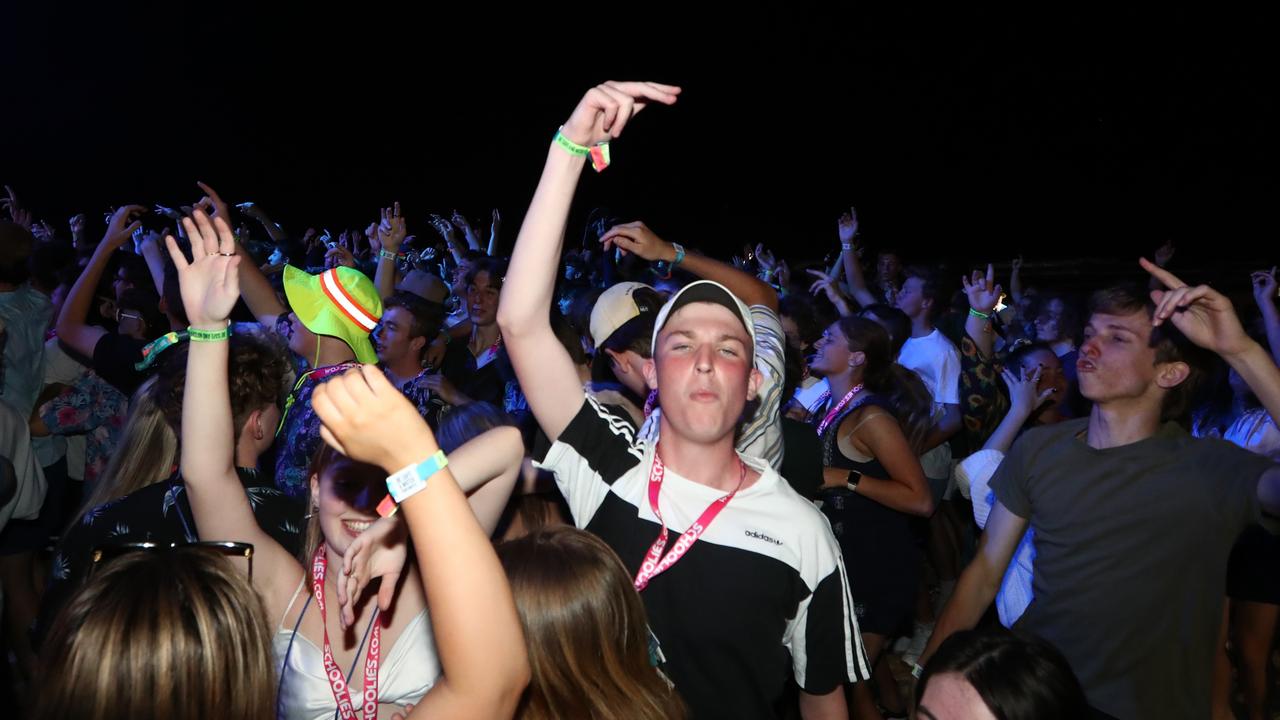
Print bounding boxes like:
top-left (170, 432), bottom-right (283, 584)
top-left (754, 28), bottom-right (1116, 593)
top-left (283, 265), bottom-right (383, 365)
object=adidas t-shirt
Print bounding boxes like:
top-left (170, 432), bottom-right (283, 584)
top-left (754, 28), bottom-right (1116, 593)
top-left (538, 396), bottom-right (869, 719)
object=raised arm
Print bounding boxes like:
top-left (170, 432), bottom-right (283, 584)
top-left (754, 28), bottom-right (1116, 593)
top-left (311, 366), bottom-right (529, 720)
top-left (1251, 268), bottom-right (1280, 368)
top-left (197, 182), bottom-right (287, 325)
top-left (55, 205), bottom-right (146, 357)
top-left (374, 204), bottom-right (407, 299)
top-left (498, 81), bottom-right (680, 441)
top-left (167, 210), bottom-right (302, 611)
top-left (961, 264), bottom-right (1003, 360)
top-left (982, 367), bottom-right (1054, 454)
top-left (1143, 257), bottom-right (1280, 518)
top-left (836, 208), bottom-right (877, 308)
top-left (486, 208), bottom-right (501, 258)
top-left (600, 221), bottom-right (779, 311)
top-left (236, 201), bottom-right (289, 244)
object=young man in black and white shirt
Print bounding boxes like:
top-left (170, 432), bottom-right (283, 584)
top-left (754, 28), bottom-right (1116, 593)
top-left (498, 82), bottom-right (868, 720)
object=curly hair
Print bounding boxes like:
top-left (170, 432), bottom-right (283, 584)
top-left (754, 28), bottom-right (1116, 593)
top-left (155, 327), bottom-right (292, 439)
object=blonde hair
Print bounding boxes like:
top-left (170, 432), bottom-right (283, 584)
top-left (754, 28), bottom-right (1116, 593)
top-left (497, 527), bottom-right (686, 720)
top-left (34, 547), bottom-right (275, 720)
top-left (72, 376), bottom-right (177, 528)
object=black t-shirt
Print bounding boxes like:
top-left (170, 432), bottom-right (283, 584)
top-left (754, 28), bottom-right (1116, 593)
top-left (991, 418), bottom-right (1272, 720)
top-left (90, 333), bottom-right (150, 396)
top-left (538, 396), bottom-right (870, 719)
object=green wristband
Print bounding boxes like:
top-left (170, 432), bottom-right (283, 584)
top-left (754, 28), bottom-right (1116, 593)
top-left (553, 127), bottom-right (590, 157)
top-left (187, 323), bottom-right (231, 342)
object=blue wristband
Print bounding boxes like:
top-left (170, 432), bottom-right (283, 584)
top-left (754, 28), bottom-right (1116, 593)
top-left (385, 450), bottom-right (449, 504)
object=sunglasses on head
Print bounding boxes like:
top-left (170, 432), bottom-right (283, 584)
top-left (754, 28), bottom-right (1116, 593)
top-left (90, 541), bottom-right (254, 580)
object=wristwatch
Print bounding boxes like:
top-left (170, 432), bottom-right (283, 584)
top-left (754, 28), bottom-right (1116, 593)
top-left (846, 470), bottom-right (862, 492)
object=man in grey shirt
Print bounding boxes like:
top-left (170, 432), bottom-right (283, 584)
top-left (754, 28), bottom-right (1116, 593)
top-left (922, 261), bottom-right (1280, 720)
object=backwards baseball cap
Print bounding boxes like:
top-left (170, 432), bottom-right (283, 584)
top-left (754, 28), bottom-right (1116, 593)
top-left (650, 280), bottom-right (755, 360)
top-left (590, 282), bottom-right (662, 349)
top-left (283, 265), bottom-right (383, 365)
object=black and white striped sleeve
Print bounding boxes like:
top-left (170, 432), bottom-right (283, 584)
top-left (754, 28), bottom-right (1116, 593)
top-left (535, 395), bottom-right (645, 527)
top-left (786, 546), bottom-right (872, 691)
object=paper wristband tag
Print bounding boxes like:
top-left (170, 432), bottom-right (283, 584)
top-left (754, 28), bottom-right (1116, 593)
top-left (376, 494), bottom-right (398, 518)
top-left (590, 142), bottom-right (611, 172)
top-left (385, 450), bottom-right (448, 504)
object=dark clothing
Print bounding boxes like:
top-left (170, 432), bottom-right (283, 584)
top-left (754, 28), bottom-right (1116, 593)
top-left (991, 418), bottom-right (1273, 720)
top-left (37, 466), bottom-right (303, 647)
top-left (89, 333), bottom-right (150, 396)
top-left (815, 395), bottom-right (918, 636)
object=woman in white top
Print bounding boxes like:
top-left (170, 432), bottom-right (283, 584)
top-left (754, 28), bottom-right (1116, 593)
top-left (170, 211), bottom-right (528, 719)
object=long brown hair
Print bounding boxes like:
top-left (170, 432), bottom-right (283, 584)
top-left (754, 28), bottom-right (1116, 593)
top-left (497, 527), bottom-right (686, 720)
top-left (35, 547), bottom-right (275, 720)
top-left (838, 315), bottom-right (934, 454)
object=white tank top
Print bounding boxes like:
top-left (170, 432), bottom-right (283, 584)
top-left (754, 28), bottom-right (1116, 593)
top-left (272, 580), bottom-right (440, 720)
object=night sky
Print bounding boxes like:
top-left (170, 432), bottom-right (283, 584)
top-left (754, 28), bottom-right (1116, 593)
top-left (3, 5), bottom-right (1278, 283)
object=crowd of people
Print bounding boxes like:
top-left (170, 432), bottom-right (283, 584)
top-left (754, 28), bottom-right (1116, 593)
top-left (1, 80), bottom-right (1278, 720)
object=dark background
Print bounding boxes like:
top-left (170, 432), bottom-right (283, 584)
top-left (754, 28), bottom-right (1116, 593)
top-left (3, 4), bottom-right (1277, 282)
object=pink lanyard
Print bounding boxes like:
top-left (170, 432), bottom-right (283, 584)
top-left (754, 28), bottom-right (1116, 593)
top-left (814, 383), bottom-right (864, 437)
top-left (311, 547), bottom-right (380, 720)
top-left (633, 453), bottom-right (747, 592)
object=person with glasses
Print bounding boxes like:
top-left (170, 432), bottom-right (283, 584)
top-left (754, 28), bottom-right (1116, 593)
top-left (33, 328), bottom-right (301, 648)
top-left (169, 211), bottom-right (527, 719)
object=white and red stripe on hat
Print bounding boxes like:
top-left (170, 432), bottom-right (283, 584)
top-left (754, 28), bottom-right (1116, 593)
top-left (319, 268), bottom-right (378, 332)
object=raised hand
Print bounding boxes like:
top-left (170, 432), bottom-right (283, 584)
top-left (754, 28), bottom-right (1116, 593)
top-left (311, 364), bottom-right (439, 473)
top-left (164, 210), bottom-right (240, 329)
top-left (337, 515), bottom-right (408, 627)
top-left (559, 81), bottom-right (681, 146)
top-left (195, 181), bottom-right (231, 222)
top-left (807, 268), bottom-right (851, 315)
top-left (1001, 365), bottom-right (1055, 418)
top-left (1252, 268), bottom-right (1278, 309)
top-left (961, 263), bottom-right (1002, 314)
top-left (837, 207), bottom-right (859, 245)
top-left (102, 205), bottom-right (148, 250)
top-left (1141, 257), bottom-right (1253, 358)
top-left (379, 203), bottom-right (407, 253)
top-left (598, 221), bottom-right (674, 262)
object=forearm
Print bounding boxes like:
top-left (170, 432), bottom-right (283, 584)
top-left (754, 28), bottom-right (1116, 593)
top-left (497, 145), bottom-right (586, 333)
top-left (1227, 340), bottom-right (1280, 425)
top-left (824, 467), bottom-right (933, 516)
top-left (486, 226), bottom-right (499, 257)
top-left (139, 243), bottom-right (168, 303)
top-left (55, 245), bottom-right (112, 344)
top-left (919, 560), bottom-right (1001, 666)
top-left (1260, 305), bottom-right (1280, 368)
top-left (374, 255), bottom-right (397, 299)
top-left (798, 686), bottom-right (847, 720)
top-left (841, 248), bottom-right (876, 308)
top-left (677, 250), bottom-right (778, 311)
top-left (232, 238), bottom-right (287, 321)
top-left (982, 406), bottom-right (1031, 454)
top-left (966, 315), bottom-right (995, 359)
top-left (250, 212), bottom-right (287, 243)
top-left (394, 436), bottom-right (528, 716)
top-left (447, 426), bottom-right (524, 535)
top-left (1009, 267), bottom-right (1023, 302)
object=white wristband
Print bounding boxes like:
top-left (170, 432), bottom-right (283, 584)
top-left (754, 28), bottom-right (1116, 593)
top-left (385, 450), bottom-right (448, 504)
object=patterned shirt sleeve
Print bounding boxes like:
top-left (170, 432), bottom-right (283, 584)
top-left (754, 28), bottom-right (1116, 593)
top-left (958, 333), bottom-right (1008, 457)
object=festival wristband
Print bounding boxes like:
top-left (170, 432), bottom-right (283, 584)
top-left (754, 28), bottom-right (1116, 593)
top-left (379, 249), bottom-right (401, 261)
top-left (553, 127), bottom-right (590, 157)
top-left (968, 307), bottom-right (992, 320)
top-left (660, 243), bottom-right (686, 280)
top-left (187, 324), bottom-right (231, 342)
top-left (911, 662), bottom-right (925, 679)
top-left (385, 450), bottom-right (448, 504)
top-left (841, 242), bottom-right (854, 252)
top-left (553, 127), bottom-right (611, 172)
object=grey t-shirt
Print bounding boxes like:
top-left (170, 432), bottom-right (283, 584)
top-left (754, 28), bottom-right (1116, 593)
top-left (990, 417), bottom-right (1271, 720)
